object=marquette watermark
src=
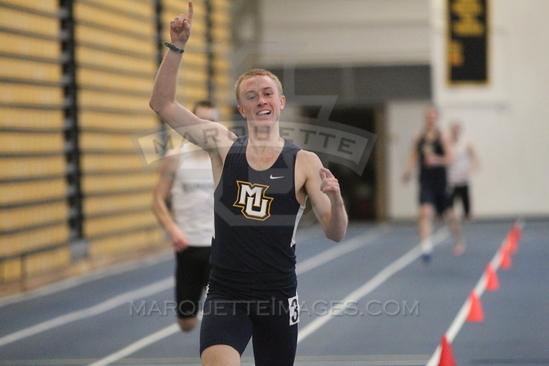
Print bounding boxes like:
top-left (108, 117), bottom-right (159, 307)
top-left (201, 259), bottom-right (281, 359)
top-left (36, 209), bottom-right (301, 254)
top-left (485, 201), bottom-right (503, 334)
top-left (137, 120), bottom-right (376, 176)
top-left (129, 299), bottom-right (419, 318)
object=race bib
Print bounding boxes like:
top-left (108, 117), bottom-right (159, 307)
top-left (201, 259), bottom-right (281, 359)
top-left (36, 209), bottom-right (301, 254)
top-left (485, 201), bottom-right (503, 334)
top-left (288, 294), bottom-right (299, 326)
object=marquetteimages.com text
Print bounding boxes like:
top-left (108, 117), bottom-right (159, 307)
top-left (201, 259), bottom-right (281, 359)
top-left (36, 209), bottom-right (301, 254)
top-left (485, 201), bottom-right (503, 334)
top-left (129, 299), bottom-right (420, 318)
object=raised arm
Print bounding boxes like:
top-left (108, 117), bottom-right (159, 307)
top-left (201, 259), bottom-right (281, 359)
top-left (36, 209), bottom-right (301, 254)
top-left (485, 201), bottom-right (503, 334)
top-left (299, 151), bottom-right (348, 242)
top-left (149, 2), bottom-right (234, 156)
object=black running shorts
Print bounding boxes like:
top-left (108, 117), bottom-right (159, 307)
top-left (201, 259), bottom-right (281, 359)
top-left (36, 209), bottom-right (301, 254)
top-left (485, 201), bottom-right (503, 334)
top-left (175, 246), bottom-right (211, 319)
top-left (419, 183), bottom-right (451, 216)
top-left (199, 292), bottom-right (299, 366)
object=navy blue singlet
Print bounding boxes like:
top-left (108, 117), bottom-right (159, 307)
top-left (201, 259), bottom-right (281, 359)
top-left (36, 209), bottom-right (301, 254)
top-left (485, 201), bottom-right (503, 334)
top-left (417, 131), bottom-right (447, 188)
top-left (208, 136), bottom-right (305, 300)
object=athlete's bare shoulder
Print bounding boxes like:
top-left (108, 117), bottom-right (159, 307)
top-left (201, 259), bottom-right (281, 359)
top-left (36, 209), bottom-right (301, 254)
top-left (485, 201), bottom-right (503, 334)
top-left (295, 149), bottom-right (324, 183)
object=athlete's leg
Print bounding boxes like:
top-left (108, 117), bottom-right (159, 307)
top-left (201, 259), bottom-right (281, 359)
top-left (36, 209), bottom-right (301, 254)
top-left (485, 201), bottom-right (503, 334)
top-left (178, 317), bottom-right (198, 332)
top-left (453, 185), bottom-right (465, 219)
top-left (251, 298), bottom-right (298, 366)
top-left (202, 345), bottom-right (240, 366)
top-left (200, 295), bottom-right (253, 366)
top-left (178, 247), bottom-right (212, 332)
top-left (450, 185), bottom-right (458, 209)
top-left (445, 207), bottom-right (465, 256)
top-left (419, 203), bottom-right (434, 261)
top-left (462, 185), bottom-right (471, 220)
top-left (176, 248), bottom-right (205, 332)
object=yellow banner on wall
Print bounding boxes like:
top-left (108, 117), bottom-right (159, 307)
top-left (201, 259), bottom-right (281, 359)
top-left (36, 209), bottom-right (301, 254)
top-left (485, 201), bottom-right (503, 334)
top-left (447, 0), bottom-right (489, 85)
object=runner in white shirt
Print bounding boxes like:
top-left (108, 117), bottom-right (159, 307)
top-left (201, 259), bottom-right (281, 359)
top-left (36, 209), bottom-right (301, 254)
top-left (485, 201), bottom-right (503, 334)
top-left (152, 101), bottom-right (218, 332)
top-left (448, 122), bottom-right (479, 221)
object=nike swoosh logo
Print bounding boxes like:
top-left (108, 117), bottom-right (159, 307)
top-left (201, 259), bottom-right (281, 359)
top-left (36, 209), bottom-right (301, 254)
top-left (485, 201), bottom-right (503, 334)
top-left (270, 175), bottom-right (284, 180)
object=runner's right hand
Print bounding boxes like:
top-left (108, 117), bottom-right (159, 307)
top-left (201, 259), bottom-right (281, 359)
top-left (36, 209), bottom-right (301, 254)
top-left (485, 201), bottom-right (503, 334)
top-left (170, 227), bottom-right (189, 252)
top-left (170, 2), bottom-right (193, 48)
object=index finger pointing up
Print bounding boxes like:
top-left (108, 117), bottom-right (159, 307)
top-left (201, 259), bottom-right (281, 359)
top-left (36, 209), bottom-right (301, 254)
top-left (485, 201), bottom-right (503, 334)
top-left (188, 1), bottom-right (193, 21)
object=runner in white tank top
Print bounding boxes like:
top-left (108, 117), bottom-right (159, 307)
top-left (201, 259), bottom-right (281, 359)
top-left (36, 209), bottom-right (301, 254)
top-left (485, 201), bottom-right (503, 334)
top-left (152, 101), bottom-right (218, 333)
top-left (448, 122), bottom-right (480, 221)
top-left (171, 142), bottom-right (214, 246)
top-left (449, 135), bottom-right (471, 186)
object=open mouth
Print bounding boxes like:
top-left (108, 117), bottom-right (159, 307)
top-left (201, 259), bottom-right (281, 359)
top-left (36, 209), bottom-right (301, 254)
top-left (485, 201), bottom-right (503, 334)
top-left (256, 110), bottom-right (272, 117)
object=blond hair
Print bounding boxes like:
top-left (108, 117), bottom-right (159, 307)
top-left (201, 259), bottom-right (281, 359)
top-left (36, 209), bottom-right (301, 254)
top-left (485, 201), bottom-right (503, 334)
top-left (234, 68), bottom-right (284, 102)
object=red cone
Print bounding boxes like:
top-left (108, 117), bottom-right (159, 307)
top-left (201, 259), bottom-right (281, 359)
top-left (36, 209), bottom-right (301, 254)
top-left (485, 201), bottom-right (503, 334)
top-left (438, 335), bottom-right (457, 366)
top-left (508, 226), bottom-right (521, 254)
top-left (467, 292), bottom-right (484, 323)
top-left (500, 246), bottom-right (512, 270)
top-left (514, 224), bottom-right (522, 241)
top-left (485, 264), bottom-right (500, 291)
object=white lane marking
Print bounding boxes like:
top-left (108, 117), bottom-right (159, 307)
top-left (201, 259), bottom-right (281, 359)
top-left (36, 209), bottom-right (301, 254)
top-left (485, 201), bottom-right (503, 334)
top-left (0, 226), bottom-right (356, 351)
top-left (87, 321), bottom-right (180, 366)
top-left (425, 223), bottom-right (521, 366)
top-left (297, 229), bottom-right (449, 344)
top-left (87, 311), bottom-right (204, 366)
top-left (0, 252), bottom-right (172, 308)
top-left (0, 278), bottom-right (173, 347)
top-left (87, 226), bottom-right (391, 366)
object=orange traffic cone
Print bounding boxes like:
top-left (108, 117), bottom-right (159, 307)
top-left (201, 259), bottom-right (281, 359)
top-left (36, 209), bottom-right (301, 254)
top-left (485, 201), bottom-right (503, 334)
top-left (500, 246), bottom-right (512, 270)
top-left (509, 226), bottom-right (521, 254)
top-left (485, 264), bottom-right (499, 291)
top-left (438, 335), bottom-right (457, 366)
top-left (467, 292), bottom-right (484, 323)
top-left (514, 224), bottom-right (522, 241)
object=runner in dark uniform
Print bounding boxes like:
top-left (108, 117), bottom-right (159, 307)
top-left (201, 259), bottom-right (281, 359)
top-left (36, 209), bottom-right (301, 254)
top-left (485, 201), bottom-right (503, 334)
top-left (149, 3), bottom-right (349, 365)
top-left (200, 136), bottom-right (305, 365)
top-left (417, 130), bottom-right (449, 217)
top-left (403, 107), bottom-right (465, 262)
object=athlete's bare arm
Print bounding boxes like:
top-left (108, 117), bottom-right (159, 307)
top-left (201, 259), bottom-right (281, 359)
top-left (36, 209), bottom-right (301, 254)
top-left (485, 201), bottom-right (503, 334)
top-left (152, 150), bottom-right (189, 251)
top-left (149, 2), bottom-right (235, 167)
top-left (296, 151), bottom-right (348, 242)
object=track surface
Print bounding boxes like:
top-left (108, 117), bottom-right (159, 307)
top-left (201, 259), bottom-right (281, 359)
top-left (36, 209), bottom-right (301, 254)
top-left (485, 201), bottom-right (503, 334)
top-left (0, 220), bottom-right (547, 366)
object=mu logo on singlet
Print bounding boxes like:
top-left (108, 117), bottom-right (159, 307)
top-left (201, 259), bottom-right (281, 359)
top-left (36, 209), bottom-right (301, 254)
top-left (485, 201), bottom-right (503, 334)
top-left (233, 180), bottom-right (274, 221)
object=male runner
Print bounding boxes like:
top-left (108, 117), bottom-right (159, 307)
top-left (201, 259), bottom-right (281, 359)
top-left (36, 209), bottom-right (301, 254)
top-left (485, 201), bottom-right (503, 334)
top-left (149, 3), bottom-right (348, 365)
top-left (152, 101), bottom-right (218, 332)
top-left (403, 107), bottom-right (465, 261)
top-left (448, 121), bottom-right (479, 220)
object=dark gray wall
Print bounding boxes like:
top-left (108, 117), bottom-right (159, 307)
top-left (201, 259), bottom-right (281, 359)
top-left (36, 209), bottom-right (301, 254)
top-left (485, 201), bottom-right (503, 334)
top-left (270, 65), bottom-right (431, 105)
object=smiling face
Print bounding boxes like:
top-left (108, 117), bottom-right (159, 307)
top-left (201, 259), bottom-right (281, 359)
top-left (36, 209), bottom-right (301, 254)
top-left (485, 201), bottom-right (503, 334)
top-left (236, 74), bottom-right (286, 127)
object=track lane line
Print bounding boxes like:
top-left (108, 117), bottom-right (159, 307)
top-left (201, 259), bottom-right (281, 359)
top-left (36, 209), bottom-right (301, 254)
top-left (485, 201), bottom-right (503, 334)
top-left (0, 278), bottom-right (173, 347)
top-left (0, 252), bottom-right (172, 308)
top-left (297, 228), bottom-right (449, 344)
top-left (0, 227), bottom-right (385, 351)
top-left (87, 226), bottom-right (390, 366)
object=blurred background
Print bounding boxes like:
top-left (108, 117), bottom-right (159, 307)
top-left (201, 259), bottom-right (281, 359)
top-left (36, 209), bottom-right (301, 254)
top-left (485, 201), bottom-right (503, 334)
top-left (1, 0), bottom-right (548, 292)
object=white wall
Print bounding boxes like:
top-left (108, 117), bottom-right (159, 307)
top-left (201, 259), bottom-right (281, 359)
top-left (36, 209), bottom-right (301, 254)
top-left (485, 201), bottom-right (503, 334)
top-left (257, 0), bottom-right (549, 218)
top-left (429, 0), bottom-right (549, 218)
top-left (387, 101), bottom-right (430, 218)
top-left (259, 0), bottom-right (430, 66)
